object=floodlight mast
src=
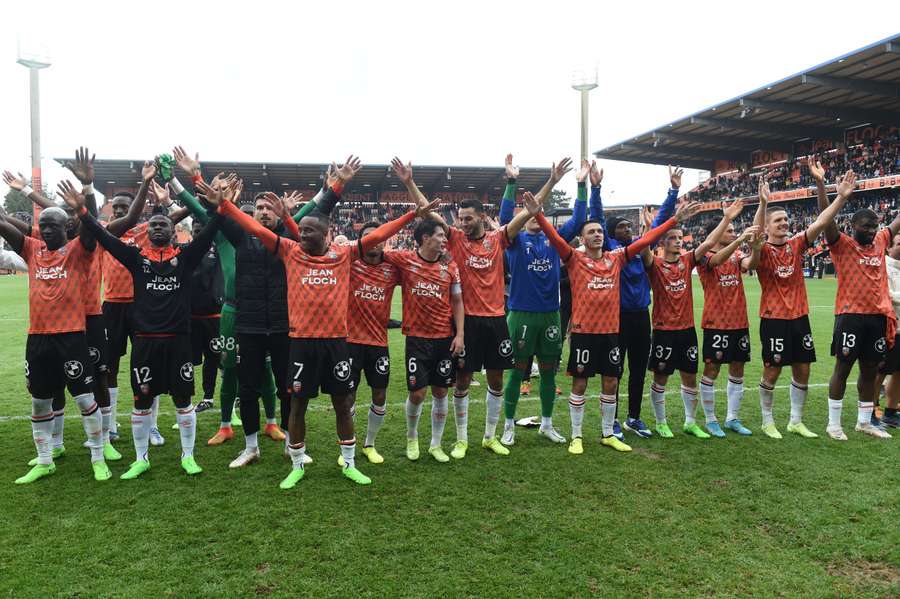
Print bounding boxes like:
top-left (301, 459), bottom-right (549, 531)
top-left (17, 42), bottom-right (51, 221)
top-left (572, 67), bottom-right (599, 162)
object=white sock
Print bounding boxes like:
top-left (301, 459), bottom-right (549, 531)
top-left (176, 405), bottom-right (196, 458)
top-left (246, 432), bottom-right (258, 450)
top-left (339, 438), bottom-right (356, 469)
top-left (540, 416), bottom-right (553, 430)
top-left (505, 417), bottom-right (515, 429)
top-left (857, 401), bottom-right (874, 427)
top-left (100, 406), bottom-right (112, 446)
top-left (789, 380), bottom-right (807, 425)
top-left (31, 397), bottom-right (54, 465)
top-left (365, 403), bottom-right (386, 447)
top-left (75, 393), bottom-right (103, 462)
top-left (828, 398), bottom-right (843, 428)
top-left (600, 394), bottom-right (617, 437)
top-left (51, 409), bottom-right (65, 449)
top-left (699, 376), bottom-right (717, 424)
top-left (108, 387), bottom-right (119, 434)
top-left (131, 409), bottom-right (152, 462)
top-left (483, 387), bottom-right (503, 439)
top-left (430, 394), bottom-right (448, 448)
top-left (569, 393), bottom-right (585, 438)
top-left (759, 382), bottom-right (775, 426)
top-left (453, 393), bottom-right (469, 443)
top-left (726, 377), bottom-right (743, 422)
top-left (405, 397), bottom-right (423, 440)
top-left (150, 395), bottom-right (160, 430)
top-left (681, 385), bottom-right (698, 425)
top-left (287, 442), bottom-right (306, 470)
top-left (650, 382), bottom-right (666, 425)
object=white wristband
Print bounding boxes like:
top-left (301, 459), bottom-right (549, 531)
top-left (21, 185), bottom-right (34, 196)
top-left (82, 183), bottom-right (94, 195)
top-left (170, 177), bottom-right (185, 195)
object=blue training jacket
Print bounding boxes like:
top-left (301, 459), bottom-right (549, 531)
top-left (500, 181), bottom-right (587, 313)
top-left (590, 185), bottom-right (678, 312)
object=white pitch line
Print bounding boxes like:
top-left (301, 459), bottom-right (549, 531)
top-left (0, 381), bottom-right (848, 422)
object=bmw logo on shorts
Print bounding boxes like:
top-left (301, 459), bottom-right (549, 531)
top-left (88, 346), bottom-right (101, 364)
top-left (687, 346), bottom-right (698, 361)
top-left (802, 334), bottom-right (814, 350)
top-left (875, 337), bottom-right (887, 353)
top-left (545, 326), bottom-right (560, 341)
top-left (334, 361), bottom-right (351, 382)
top-left (64, 360), bottom-right (83, 380)
top-left (210, 337), bottom-right (224, 353)
top-left (438, 359), bottom-right (453, 376)
top-left (739, 335), bottom-right (750, 351)
top-left (375, 356), bottom-right (390, 375)
top-left (609, 348), bottom-right (621, 365)
top-left (180, 362), bottom-right (194, 382)
top-left (499, 339), bottom-right (513, 357)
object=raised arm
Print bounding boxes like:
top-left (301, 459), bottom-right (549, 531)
top-left (106, 160), bottom-right (156, 237)
top-left (807, 169), bottom-right (858, 242)
top-left (692, 199), bottom-right (744, 261)
top-left (217, 199), bottom-right (279, 254)
top-left (499, 154), bottom-right (518, 226)
top-left (809, 157), bottom-right (839, 245)
top-left (0, 215), bottom-right (25, 253)
top-left (752, 176), bottom-right (767, 230)
top-left (56, 180), bottom-right (96, 251)
top-left (0, 204), bottom-right (31, 237)
top-left (555, 159), bottom-right (586, 241)
top-left (358, 201), bottom-right (437, 253)
top-left (650, 165), bottom-right (682, 227)
top-left (742, 229), bottom-right (766, 271)
top-left (529, 193), bottom-right (573, 261)
top-left (63, 191), bottom-right (138, 270)
top-left (708, 225), bottom-right (761, 267)
top-left (627, 201), bottom-right (702, 261)
top-left (3, 170), bottom-right (54, 209)
top-left (181, 213), bottom-right (224, 269)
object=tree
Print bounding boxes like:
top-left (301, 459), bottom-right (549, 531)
top-left (547, 189), bottom-right (571, 210)
top-left (3, 189), bottom-right (31, 215)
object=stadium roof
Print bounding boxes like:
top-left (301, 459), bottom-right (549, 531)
top-left (68, 159), bottom-right (551, 201)
top-left (594, 34), bottom-right (900, 171)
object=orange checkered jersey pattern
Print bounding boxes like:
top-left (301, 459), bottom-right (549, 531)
top-left (830, 228), bottom-right (894, 316)
top-left (648, 252), bottom-right (697, 331)
top-left (278, 239), bottom-right (358, 339)
top-left (20, 236), bottom-right (90, 334)
top-left (347, 259), bottom-right (401, 347)
top-left (383, 250), bottom-right (460, 339)
top-left (698, 250), bottom-right (749, 330)
top-left (101, 223), bottom-right (149, 302)
top-left (83, 250), bottom-right (103, 316)
top-left (564, 248), bottom-right (628, 335)
top-left (447, 227), bottom-right (510, 317)
top-left (757, 233), bottom-right (810, 320)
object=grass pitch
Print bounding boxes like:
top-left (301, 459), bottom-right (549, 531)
top-left (0, 274), bottom-right (897, 598)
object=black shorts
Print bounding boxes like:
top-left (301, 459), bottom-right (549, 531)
top-left (405, 336), bottom-right (456, 391)
top-left (702, 328), bottom-right (751, 364)
top-left (191, 316), bottom-right (222, 365)
top-left (25, 332), bottom-right (95, 398)
top-left (648, 328), bottom-right (699, 375)
top-left (349, 343), bottom-right (390, 390)
top-left (85, 314), bottom-right (109, 375)
top-left (130, 334), bottom-right (195, 400)
top-left (831, 313), bottom-right (888, 364)
top-left (288, 338), bottom-right (353, 399)
top-left (760, 316), bottom-right (816, 367)
top-left (567, 332), bottom-right (622, 379)
top-left (879, 334), bottom-right (900, 375)
top-left (457, 315), bottom-right (514, 372)
top-left (102, 301), bottom-right (133, 357)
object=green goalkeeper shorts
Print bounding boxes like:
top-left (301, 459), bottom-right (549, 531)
top-left (506, 310), bottom-right (563, 364)
top-left (218, 302), bottom-right (238, 369)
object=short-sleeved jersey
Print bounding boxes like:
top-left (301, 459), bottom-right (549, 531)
top-left (564, 248), bottom-right (628, 335)
top-left (101, 222), bottom-right (149, 302)
top-left (83, 250), bottom-right (103, 317)
top-left (447, 228), bottom-right (510, 317)
top-left (829, 228), bottom-right (893, 316)
top-left (277, 239), bottom-right (360, 339)
top-left (757, 233), bottom-right (809, 320)
top-left (19, 236), bottom-right (90, 334)
top-left (648, 252), bottom-right (696, 331)
top-left (348, 258), bottom-right (401, 347)
top-left (383, 250), bottom-right (461, 339)
top-left (698, 250), bottom-right (749, 330)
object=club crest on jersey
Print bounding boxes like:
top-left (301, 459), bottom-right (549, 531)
top-left (327, 251), bottom-right (338, 259)
top-left (687, 346), bottom-right (698, 361)
top-left (499, 339), bottom-right (513, 357)
top-left (88, 347), bottom-right (100, 364)
top-left (739, 335), bottom-right (750, 351)
top-left (802, 334), bottom-right (814, 350)
top-left (334, 361), bottom-right (351, 382)
top-left (180, 362), bottom-right (194, 381)
top-left (609, 347), bottom-right (621, 365)
top-left (483, 239), bottom-right (492, 250)
top-left (142, 258), bottom-right (152, 274)
top-left (438, 359), bottom-right (453, 376)
top-left (545, 326), bottom-right (560, 341)
top-left (875, 337), bottom-right (887, 353)
top-left (375, 356), bottom-right (390, 375)
top-left (64, 360), bottom-right (83, 379)
top-left (604, 258), bottom-right (612, 269)
top-left (170, 257), bottom-right (178, 267)
top-left (210, 337), bottom-right (224, 353)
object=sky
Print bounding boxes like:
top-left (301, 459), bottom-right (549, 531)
top-left (1, 1), bottom-right (898, 207)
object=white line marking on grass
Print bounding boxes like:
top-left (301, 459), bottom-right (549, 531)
top-left (0, 381), bottom-right (849, 422)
